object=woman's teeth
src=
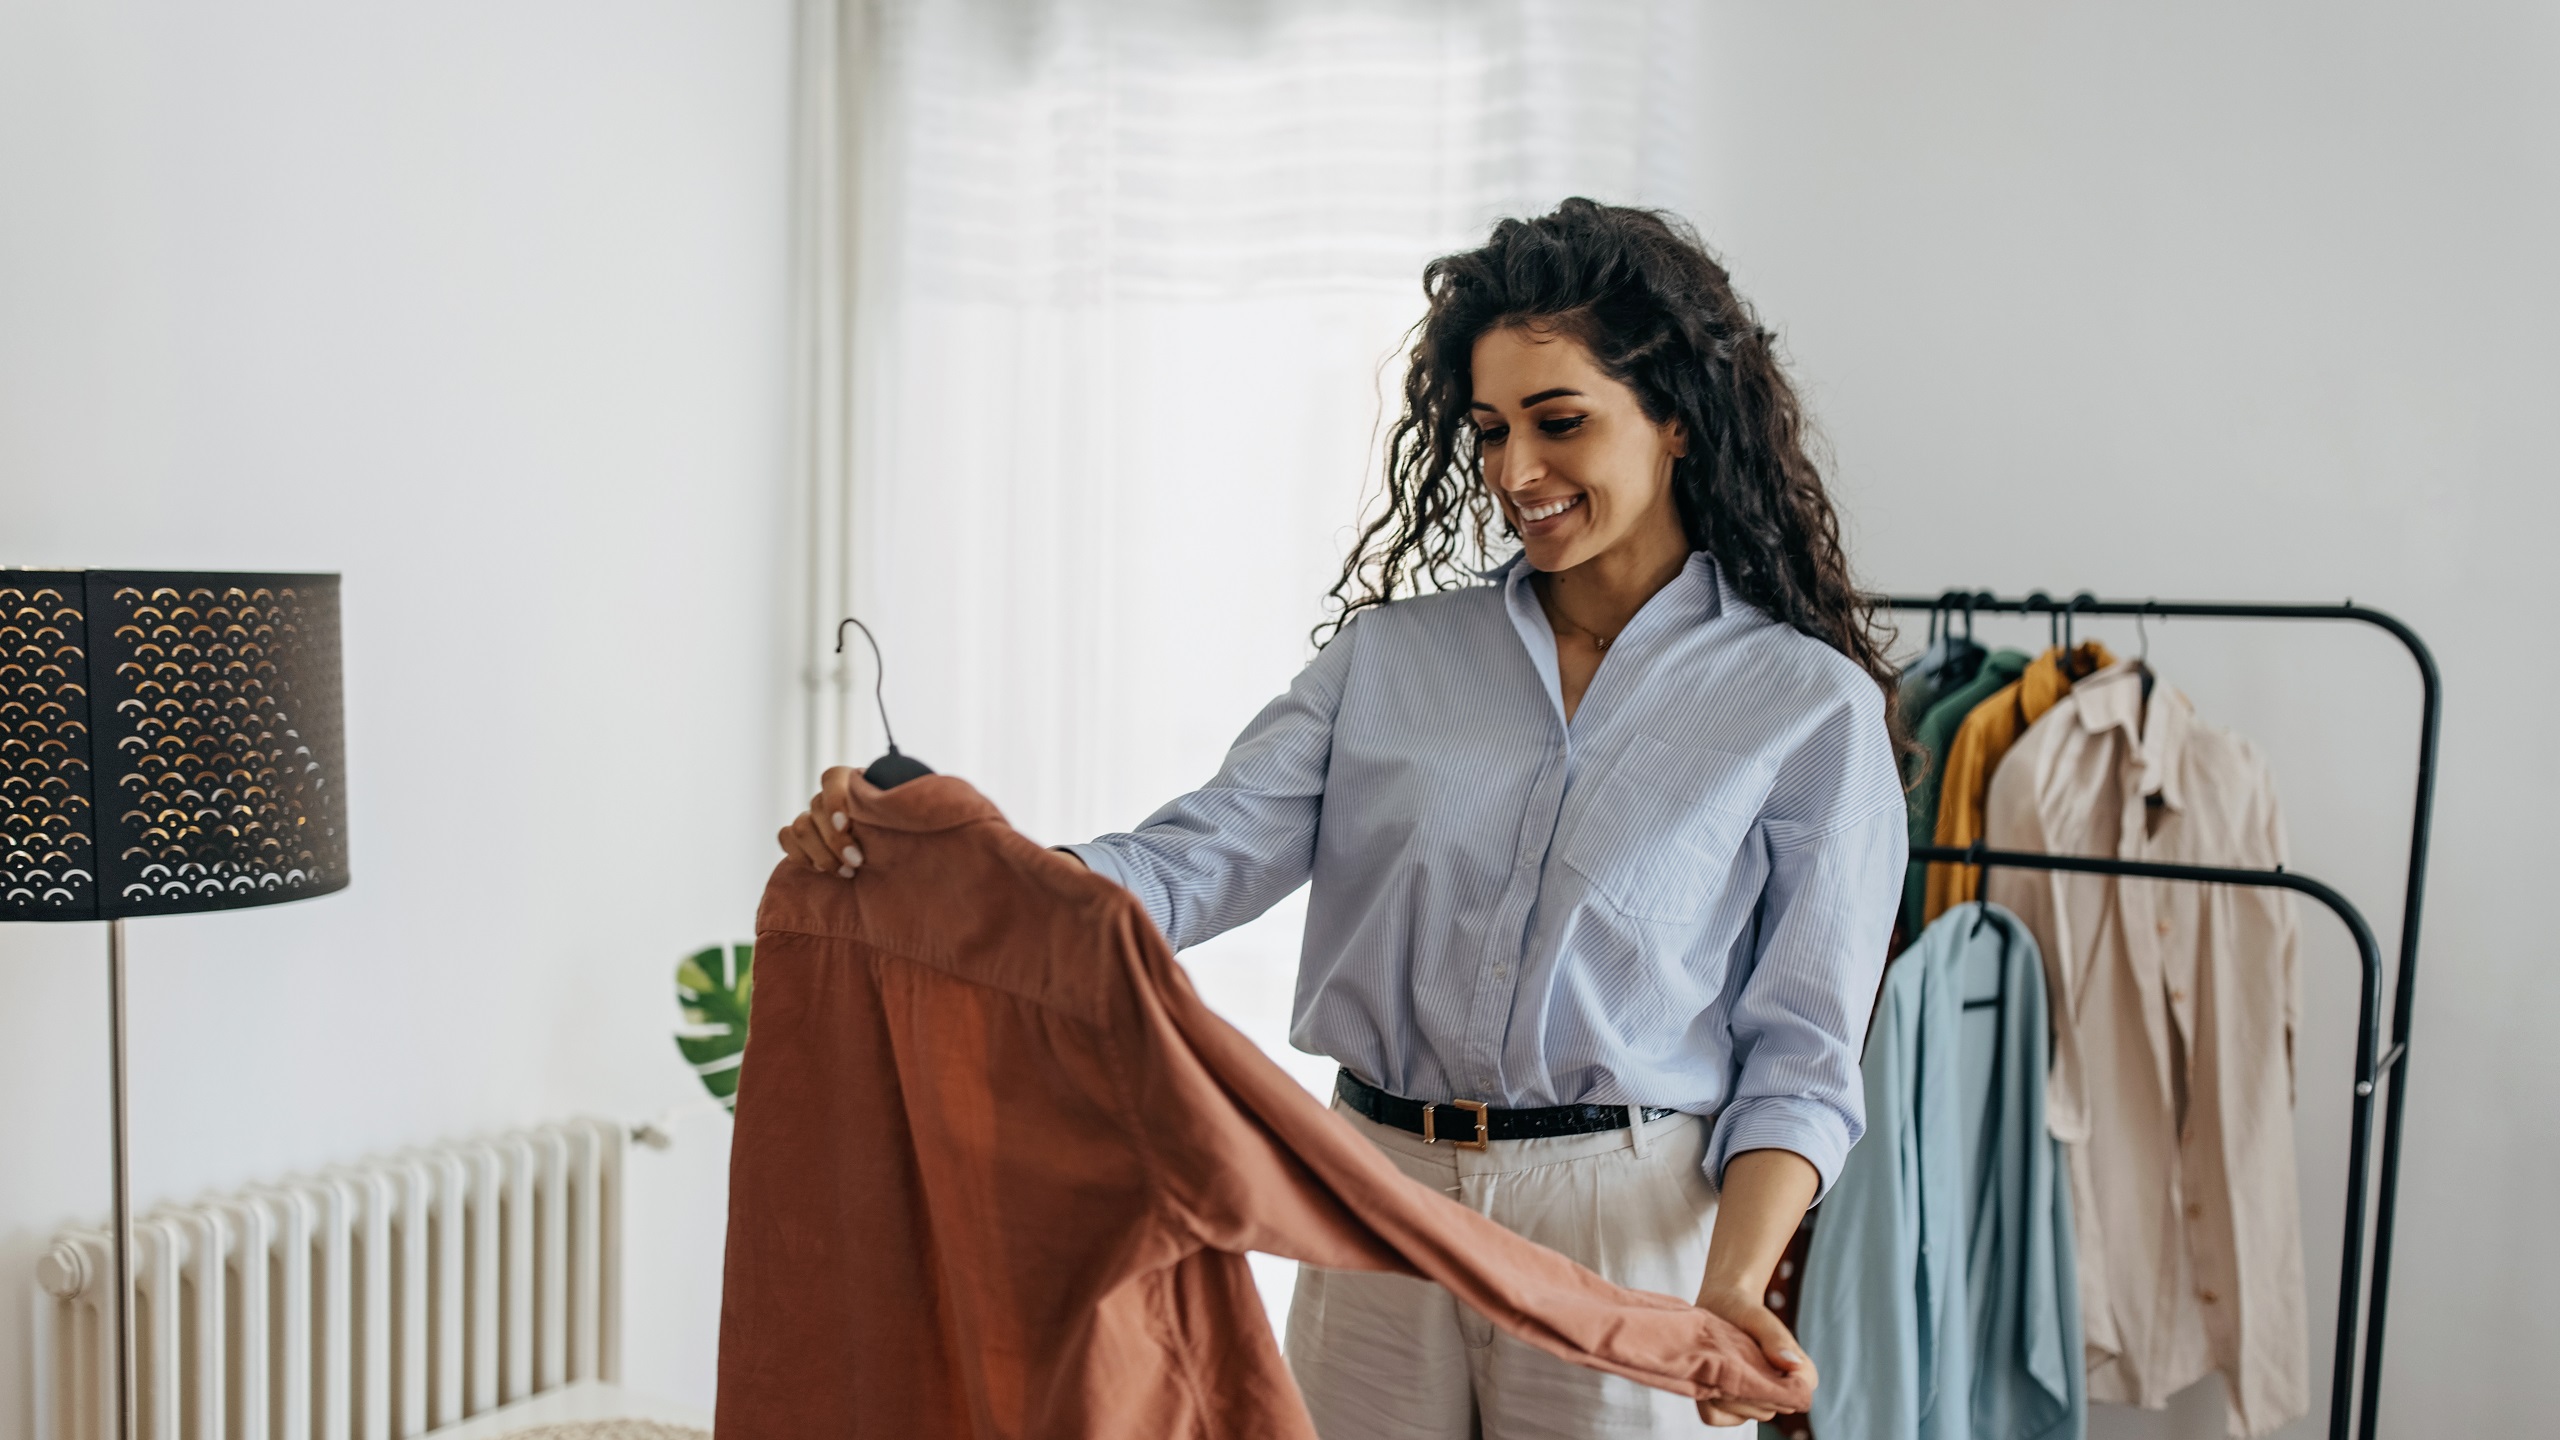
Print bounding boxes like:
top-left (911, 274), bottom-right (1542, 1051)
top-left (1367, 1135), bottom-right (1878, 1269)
top-left (1521, 495), bottom-right (1582, 522)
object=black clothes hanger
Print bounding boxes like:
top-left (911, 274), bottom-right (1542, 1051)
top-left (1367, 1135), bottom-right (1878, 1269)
top-left (1962, 840), bottom-right (2010, 1015)
top-left (1905, 589), bottom-right (1983, 690)
top-left (836, 617), bottom-right (935, 789)
top-left (1898, 595), bottom-right (1940, 683)
top-left (1942, 591), bottom-right (1985, 688)
top-left (2136, 602), bottom-right (2159, 705)
top-left (1966, 840), bottom-right (1997, 942)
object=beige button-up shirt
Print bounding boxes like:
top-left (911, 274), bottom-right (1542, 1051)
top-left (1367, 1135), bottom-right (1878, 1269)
top-left (1983, 662), bottom-right (2308, 1437)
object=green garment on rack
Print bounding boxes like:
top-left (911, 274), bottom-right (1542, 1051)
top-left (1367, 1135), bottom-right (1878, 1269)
top-left (1903, 649), bottom-right (2029, 935)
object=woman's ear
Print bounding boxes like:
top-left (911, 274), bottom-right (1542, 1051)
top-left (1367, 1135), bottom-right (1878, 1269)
top-left (1664, 417), bottom-right (1689, 460)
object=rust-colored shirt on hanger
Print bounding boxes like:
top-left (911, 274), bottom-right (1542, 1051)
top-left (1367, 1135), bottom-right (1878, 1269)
top-left (716, 775), bottom-right (1811, 1439)
top-left (1983, 663), bottom-right (2307, 1437)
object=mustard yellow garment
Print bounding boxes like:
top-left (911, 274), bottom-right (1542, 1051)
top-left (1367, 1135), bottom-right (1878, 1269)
top-left (1925, 641), bottom-right (2113, 920)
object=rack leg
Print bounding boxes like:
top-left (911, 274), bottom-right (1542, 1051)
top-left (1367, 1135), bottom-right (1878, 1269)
top-left (108, 918), bottom-right (137, 1440)
top-left (2357, 1046), bottom-right (2414, 1440)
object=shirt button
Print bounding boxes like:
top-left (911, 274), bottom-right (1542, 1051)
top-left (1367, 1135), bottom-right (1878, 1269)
top-left (2156, 917), bottom-right (2173, 936)
top-left (2186, 1202), bottom-right (2204, 1220)
top-left (2171, 987), bottom-right (2187, 1003)
top-left (2197, 1289), bottom-right (2219, 1305)
top-left (1494, 966), bottom-right (1510, 981)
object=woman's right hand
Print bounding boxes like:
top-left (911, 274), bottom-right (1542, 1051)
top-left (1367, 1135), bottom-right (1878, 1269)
top-left (778, 765), bottom-right (869, 877)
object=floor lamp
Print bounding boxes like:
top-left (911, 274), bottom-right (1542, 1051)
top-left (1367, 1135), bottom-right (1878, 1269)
top-left (1, 570), bottom-right (347, 1440)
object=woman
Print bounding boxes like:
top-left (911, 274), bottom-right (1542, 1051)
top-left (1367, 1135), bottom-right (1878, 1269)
top-left (782, 199), bottom-right (1906, 1435)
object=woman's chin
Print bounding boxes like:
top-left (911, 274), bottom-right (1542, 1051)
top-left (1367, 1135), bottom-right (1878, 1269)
top-left (1519, 534), bottom-right (1595, 573)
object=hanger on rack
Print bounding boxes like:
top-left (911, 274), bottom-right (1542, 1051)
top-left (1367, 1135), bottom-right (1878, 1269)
top-left (2135, 602), bottom-right (2159, 705)
top-left (1904, 588), bottom-right (1985, 694)
top-left (1960, 839), bottom-right (2011, 1014)
top-left (836, 617), bottom-right (935, 789)
top-left (2066, 592), bottom-right (2103, 678)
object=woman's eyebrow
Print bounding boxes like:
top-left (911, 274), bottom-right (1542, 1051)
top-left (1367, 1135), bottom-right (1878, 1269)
top-left (1468, 387), bottom-right (1587, 411)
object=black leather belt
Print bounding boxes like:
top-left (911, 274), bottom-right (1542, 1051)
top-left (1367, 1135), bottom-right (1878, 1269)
top-left (1334, 1069), bottom-right (1683, 1151)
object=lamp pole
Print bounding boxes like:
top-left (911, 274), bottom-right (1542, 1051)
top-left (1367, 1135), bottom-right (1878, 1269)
top-left (107, 918), bottom-right (136, 1440)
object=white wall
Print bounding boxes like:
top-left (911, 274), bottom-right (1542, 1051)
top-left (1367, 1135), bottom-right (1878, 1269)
top-left (1686, 4), bottom-right (2554, 1435)
top-left (0, 0), bottom-right (793, 1427)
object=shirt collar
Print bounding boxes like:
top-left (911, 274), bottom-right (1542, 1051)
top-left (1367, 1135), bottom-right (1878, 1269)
top-left (1491, 549), bottom-right (1726, 736)
top-left (1485, 548), bottom-right (1727, 628)
top-left (2071, 660), bottom-right (2194, 811)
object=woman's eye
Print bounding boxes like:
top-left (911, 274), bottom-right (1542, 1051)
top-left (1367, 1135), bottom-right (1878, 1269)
top-left (1539, 415), bottom-right (1587, 437)
top-left (1477, 425), bottom-right (1509, 447)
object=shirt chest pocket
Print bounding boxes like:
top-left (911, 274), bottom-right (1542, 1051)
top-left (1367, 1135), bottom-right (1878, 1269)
top-left (1561, 735), bottom-right (1774, 925)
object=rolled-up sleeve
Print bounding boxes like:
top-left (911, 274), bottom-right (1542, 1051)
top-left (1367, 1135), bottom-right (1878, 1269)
top-left (1704, 692), bottom-right (1906, 1201)
top-left (1065, 622), bottom-right (1355, 951)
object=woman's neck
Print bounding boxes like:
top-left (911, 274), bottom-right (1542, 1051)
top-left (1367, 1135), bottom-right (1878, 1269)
top-left (1535, 527), bottom-right (1692, 637)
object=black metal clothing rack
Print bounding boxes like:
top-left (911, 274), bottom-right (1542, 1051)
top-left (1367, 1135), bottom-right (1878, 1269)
top-left (1876, 591), bottom-right (2439, 1440)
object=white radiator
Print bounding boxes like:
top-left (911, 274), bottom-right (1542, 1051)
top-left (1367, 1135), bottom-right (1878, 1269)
top-left (28, 1118), bottom-right (624, 1440)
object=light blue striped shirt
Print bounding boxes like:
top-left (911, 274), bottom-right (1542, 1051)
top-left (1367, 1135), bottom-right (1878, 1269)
top-left (1068, 551), bottom-right (1905, 1193)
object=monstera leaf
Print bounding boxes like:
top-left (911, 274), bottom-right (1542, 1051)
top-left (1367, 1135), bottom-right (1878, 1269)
top-left (674, 942), bottom-right (754, 1109)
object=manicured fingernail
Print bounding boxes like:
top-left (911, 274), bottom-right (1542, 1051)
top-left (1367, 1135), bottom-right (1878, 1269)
top-left (1777, 1349), bottom-right (1804, 1365)
top-left (831, 811), bottom-right (846, 832)
top-left (842, 845), bottom-right (862, 865)
top-left (837, 865), bottom-right (853, 877)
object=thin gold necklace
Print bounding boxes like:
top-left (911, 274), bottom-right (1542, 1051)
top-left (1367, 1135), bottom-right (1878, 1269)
top-left (1540, 585), bottom-right (1621, 650)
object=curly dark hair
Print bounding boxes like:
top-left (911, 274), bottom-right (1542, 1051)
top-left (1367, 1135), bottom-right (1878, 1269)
top-left (1322, 198), bottom-right (1903, 740)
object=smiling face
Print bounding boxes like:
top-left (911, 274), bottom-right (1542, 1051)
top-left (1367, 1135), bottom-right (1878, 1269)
top-left (1468, 323), bottom-right (1689, 575)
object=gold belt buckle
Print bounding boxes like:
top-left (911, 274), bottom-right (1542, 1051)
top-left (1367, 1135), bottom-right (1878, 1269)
top-left (1423, 1099), bottom-right (1491, 1150)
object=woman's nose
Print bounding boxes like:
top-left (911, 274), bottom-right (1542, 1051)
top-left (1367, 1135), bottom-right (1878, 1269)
top-left (1501, 441), bottom-right (1547, 489)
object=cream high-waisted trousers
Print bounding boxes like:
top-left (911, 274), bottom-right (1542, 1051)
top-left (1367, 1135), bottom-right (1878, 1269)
top-left (1285, 1100), bottom-right (1726, 1439)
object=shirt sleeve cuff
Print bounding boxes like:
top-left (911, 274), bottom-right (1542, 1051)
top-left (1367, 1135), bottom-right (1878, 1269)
top-left (1060, 842), bottom-right (1134, 892)
top-left (1704, 1095), bottom-right (1858, 1204)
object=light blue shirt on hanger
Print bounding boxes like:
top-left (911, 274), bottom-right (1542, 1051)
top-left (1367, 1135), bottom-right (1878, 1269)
top-left (1067, 550), bottom-right (1905, 1193)
top-left (1796, 901), bottom-right (2084, 1440)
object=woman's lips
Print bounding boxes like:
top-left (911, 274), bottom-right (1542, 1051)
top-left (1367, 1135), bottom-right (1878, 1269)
top-left (1516, 493), bottom-right (1584, 535)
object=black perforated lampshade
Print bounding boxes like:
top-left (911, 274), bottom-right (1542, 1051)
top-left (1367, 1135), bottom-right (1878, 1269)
top-left (1, 571), bottom-right (348, 921)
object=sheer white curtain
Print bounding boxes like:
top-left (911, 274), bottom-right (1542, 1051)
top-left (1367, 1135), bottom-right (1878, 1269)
top-left (788, 0), bottom-right (1712, 1112)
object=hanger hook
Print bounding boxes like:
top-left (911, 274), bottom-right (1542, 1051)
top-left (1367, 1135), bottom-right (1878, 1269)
top-left (1967, 838), bottom-right (1995, 938)
top-left (835, 616), bottom-right (903, 756)
top-left (2137, 602), bottom-right (2156, 664)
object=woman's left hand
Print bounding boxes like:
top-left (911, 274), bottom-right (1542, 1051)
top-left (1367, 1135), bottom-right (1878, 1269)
top-left (1693, 1282), bottom-right (1815, 1427)
top-left (1689, 1148), bottom-right (1820, 1426)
